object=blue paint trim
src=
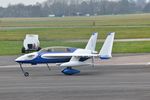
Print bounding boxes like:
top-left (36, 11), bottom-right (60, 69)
top-left (62, 67), bottom-right (80, 75)
top-left (17, 56), bottom-right (71, 64)
top-left (100, 57), bottom-right (110, 59)
top-left (16, 47), bottom-right (90, 64)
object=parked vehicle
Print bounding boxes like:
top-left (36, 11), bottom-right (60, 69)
top-left (22, 34), bottom-right (41, 53)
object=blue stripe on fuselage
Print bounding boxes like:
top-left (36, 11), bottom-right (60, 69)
top-left (17, 48), bottom-right (90, 64)
top-left (18, 54), bottom-right (71, 64)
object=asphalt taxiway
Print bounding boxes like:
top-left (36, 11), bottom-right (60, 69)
top-left (0, 54), bottom-right (150, 100)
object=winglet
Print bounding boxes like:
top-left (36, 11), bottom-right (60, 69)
top-left (99, 32), bottom-right (115, 59)
top-left (85, 32), bottom-right (98, 52)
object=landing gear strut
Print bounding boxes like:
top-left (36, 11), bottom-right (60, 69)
top-left (46, 63), bottom-right (51, 71)
top-left (18, 63), bottom-right (52, 77)
top-left (19, 63), bottom-right (29, 77)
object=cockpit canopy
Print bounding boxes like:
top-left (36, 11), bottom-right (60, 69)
top-left (39, 46), bottom-right (76, 53)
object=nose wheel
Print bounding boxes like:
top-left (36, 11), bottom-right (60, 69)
top-left (24, 72), bottom-right (29, 77)
top-left (19, 63), bottom-right (29, 77)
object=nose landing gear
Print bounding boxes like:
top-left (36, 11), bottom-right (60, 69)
top-left (19, 63), bottom-right (52, 77)
top-left (19, 63), bottom-right (29, 77)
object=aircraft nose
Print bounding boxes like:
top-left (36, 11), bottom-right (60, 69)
top-left (15, 56), bottom-right (25, 62)
top-left (15, 52), bottom-right (38, 63)
top-left (15, 57), bottom-right (20, 62)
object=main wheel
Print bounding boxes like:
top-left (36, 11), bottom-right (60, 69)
top-left (37, 47), bottom-right (41, 51)
top-left (21, 47), bottom-right (25, 53)
top-left (24, 72), bottom-right (29, 77)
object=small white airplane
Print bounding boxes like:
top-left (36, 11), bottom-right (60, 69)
top-left (15, 32), bottom-right (115, 77)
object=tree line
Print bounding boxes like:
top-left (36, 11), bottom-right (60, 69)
top-left (0, 0), bottom-right (150, 17)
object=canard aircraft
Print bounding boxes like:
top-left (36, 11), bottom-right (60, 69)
top-left (15, 32), bottom-right (115, 77)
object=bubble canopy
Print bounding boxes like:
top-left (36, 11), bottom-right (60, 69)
top-left (39, 46), bottom-right (76, 53)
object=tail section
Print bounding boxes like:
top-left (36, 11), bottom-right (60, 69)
top-left (99, 32), bottom-right (115, 59)
top-left (85, 32), bottom-right (98, 52)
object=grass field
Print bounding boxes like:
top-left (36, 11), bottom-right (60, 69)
top-left (0, 41), bottom-right (150, 55)
top-left (0, 14), bottom-right (150, 27)
top-left (0, 27), bottom-right (150, 41)
top-left (0, 13), bottom-right (150, 40)
top-left (0, 13), bottom-right (150, 55)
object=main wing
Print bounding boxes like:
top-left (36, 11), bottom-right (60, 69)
top-left (42, 52), bottom-right (98, 58)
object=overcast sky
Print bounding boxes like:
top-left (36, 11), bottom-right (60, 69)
top-left (0, 0), bottom-right (47, 7)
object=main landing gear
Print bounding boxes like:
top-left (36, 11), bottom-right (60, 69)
top-left (46, 63), bottom-right (51, 71)
top-left (61, 67), bottom-right (80, 75)
top-left (19, 63), bottom-right (51, 77)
